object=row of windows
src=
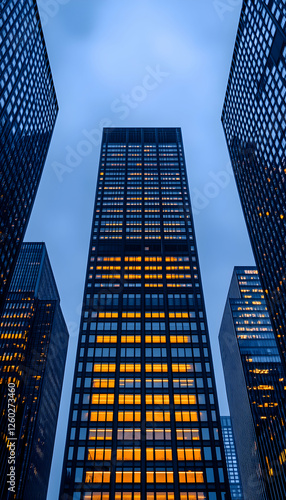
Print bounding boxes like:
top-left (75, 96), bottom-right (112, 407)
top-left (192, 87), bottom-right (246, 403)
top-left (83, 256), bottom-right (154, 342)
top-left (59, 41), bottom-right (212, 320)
top-left (83, 362), bottom-right (207, 373)
top-left (71, 447), bottom-right (203, 462)
top-left (69, 427), bottom-right (216, 442)
top-left (82, 493), bottom-right (213, 500)
top-left (79, 334), bottom-right (202, 345)
top-left (82, 492), bottom-right (212, 500)
top-left (79, 377), bottom-right (207, 389)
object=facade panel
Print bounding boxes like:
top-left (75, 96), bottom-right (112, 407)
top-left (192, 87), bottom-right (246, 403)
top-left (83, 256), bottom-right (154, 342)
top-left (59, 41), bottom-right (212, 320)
top-left (60, 128), bottom-right (230, 500)
top-left (221, 0), bottom-right (286, 370)
top-left (0, 0), bottom-right (58, 308)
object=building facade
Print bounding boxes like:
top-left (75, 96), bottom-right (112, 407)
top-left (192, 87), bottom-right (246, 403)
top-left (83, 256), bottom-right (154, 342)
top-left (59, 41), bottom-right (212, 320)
top-left (219, 267), bottom-right (286, 500)
top-left (60, 127), bottom-right (230, 500)
top-left (220, 417), bottom-right (243, 500)
top-left (221, 0), bottom-right (286, 370)
top-left (0, 0), bottom-right (58, 309)
top-left (0, 243), bottom-right (69, 499)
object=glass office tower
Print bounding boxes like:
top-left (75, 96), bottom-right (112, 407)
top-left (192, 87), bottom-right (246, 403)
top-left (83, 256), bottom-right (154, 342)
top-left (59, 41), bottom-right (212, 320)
top-left (219, 267), bottom-right (286, 500)
top-left (0, 0), bottom-right (58, 309)
top-left (221, 0), bottom-right (286, 371)
top-left (220, 417), bottom-right (243, 500)
top-left (0, 243), bottom-right (69, 499)
top-left (60, 128), bottom-right (230, 500)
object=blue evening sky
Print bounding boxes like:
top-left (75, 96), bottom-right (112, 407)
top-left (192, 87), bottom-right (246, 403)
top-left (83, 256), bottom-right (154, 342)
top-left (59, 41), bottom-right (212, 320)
top-left (24, 1), bottom-right (253, 497)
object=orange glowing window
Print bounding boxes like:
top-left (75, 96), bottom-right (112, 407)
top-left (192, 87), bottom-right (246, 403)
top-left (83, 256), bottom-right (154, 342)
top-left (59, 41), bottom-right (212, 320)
top-left (118, 411), bottom-right (141, 422)
top-left (92, 394), bottom-right (114, 405)
top-left (174, 394), bottom-right (196, 405)
top-left (175, 411), bottom-right (198, 422)
top-left (90, 411), bottom-right (113, 422)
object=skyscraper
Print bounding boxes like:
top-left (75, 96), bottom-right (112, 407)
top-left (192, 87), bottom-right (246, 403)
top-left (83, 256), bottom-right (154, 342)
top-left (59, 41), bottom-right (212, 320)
top-left (60, 127), bottom-right (230, 500)
top-left (0, 243), bottom-right (69, 499)
top-left (221, 0), bottom-right (286, 370)
top-left (219, 267), bottom-right (286, 500)
top-left (220, 417), bottom-right (243, 500)
top-left (0, 0), bottom-right (58, 309)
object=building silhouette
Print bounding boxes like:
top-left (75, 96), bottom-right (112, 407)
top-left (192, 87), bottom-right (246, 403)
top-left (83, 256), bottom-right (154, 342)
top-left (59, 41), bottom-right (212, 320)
top-left (0, 0), bottom-right (58, 310)
top-left (220, 417), bottom-right (243, 500)
top-left (60, 127), bottom-right (230, 500)
top-left (219, 267), bottom-right (286, 500)
top-left (221, 0), bottom-right (286, 372)
top-left (0, 243), bottom-right (69, 499)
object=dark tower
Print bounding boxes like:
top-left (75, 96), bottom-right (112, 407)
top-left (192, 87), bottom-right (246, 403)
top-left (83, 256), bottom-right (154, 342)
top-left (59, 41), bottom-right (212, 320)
top-left (0, 0), bottom-right (58, 309)
top-left (60, 128), bottom-right (230, 500)
top-left (219, 267), bottom-right (286, 500)
top-left (0, 243), bottom-right (69, 499)
top-left (221, 0), bottom-right (286, 371)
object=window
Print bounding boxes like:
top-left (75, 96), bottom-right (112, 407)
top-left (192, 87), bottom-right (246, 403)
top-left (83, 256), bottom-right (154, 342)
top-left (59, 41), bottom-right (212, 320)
top-left (115, 469), bottom-right (141, 483)
top-left (118, 411), bottom-right (141, 422)
top-left (85, 471), bottom-right (111, 483)
top-left (117, 428), bottom-right (141, 440)
top-left (90, 411), bottom-right (113, 422)
top-left (88, 428), bottom-right (113, 440)
top-left (146, 411), bottom-right (170, 422)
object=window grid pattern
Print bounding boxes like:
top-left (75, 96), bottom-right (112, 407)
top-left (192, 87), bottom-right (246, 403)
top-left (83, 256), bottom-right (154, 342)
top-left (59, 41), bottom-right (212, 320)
top-left (221, 0), bottom-right (286, 390)
top-left (60, 128), bottom-right (230, 500)
top-left (220, 266), bottom-right (286, 499)
top-left (220, 417), bottom-right (243, 500)
top-left (0, 0), bottom-right (58, 306)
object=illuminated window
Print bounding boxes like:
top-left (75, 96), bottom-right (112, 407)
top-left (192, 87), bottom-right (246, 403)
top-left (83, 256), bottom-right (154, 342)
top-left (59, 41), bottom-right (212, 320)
top-left (175, 411), bottom-right (198, 422)
top-left (85, 471), bottom-right (111, 483)
top-left (90, 411), bottom-right (113, 422)
top-left (92, 378), bottom-right (115, 388)
top-left (174, 394), bottom-right (196, 405)
top-left (178, 470), bottom-right (204, 483)
top-left (146, 448), bottom-right (173, 460)
top-left (146, 411), bottom-right (170, 422)
top-left (118, 411), bottom-right (141, 422)
top-left (88, 428), bottom-right (112, 440)
top-left (117, 428), bottom-right (141, 440)
top-left (116, 448), bottom-right (141, 460)
top-left (116, 469), bottom-right (141, 483)
top-left (88, 448), bottom-right (112, 460)
top-left (145, 394), bottom-right (170, 405)
top-left (177, 448), bottom-right (202, 461)
top-left (119, 394), bottom-right (141, 405)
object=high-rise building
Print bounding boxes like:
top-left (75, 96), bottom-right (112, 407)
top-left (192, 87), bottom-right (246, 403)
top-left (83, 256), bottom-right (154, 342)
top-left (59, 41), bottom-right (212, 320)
top-left (220, 417), bottom-right (243, 500)
top-left (219, 267), bottom-right (286, 500)
top-left (221, 0), bottom-right (286, 371)
top-left (0, 243), bottom-right (69, 499)
top-left (0, 0), bottom-right (58, 309)
top-left (60, 127), bottom-right (230, 500)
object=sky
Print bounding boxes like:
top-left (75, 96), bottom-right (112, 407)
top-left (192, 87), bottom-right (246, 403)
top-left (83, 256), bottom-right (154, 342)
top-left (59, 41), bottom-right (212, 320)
top-left (24, 1), bottom-right (254, 497)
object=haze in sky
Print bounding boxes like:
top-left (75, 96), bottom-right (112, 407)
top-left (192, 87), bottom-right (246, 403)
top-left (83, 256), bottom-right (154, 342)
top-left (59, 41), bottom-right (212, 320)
top-left (24, 1), bottom-right (253, 497)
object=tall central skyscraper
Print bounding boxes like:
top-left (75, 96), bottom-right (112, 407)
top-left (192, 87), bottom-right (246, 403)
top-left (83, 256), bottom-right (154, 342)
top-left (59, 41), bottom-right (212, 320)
top-left (60, 128), bottom-right (230, 500)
